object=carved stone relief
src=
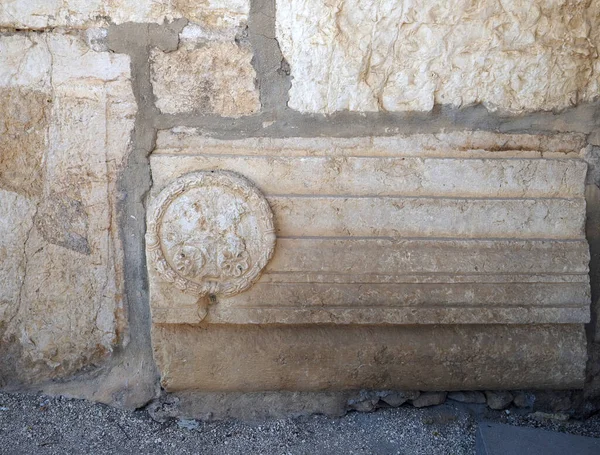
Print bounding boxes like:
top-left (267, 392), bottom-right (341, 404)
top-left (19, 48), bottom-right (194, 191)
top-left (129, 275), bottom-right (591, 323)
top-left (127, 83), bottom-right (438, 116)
top-left (146, 171), bottom-right (276, 298)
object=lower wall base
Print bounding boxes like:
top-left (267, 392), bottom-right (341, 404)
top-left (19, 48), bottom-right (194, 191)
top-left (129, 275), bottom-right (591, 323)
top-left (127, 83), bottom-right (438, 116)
top-left (152, 324), bottom-right (587, 393)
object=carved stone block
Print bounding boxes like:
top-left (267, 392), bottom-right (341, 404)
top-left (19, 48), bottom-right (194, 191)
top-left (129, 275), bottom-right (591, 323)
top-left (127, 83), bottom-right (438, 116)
top-left (147, 171), bottom-right (275, 303)
top-left (146, 131), bottom-right (590, 391)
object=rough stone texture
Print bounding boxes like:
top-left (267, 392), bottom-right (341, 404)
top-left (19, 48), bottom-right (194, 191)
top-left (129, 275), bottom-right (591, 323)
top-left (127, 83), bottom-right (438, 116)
top-left (0, 89), bottom-right (48, 198)
top-left (0, 191), bottom-right (36, 330)
top-left (146, 170), bottom-right (276, 314)
top-left (0, 32), bottom-right (135, 386)
top-left (485, 391), bottom-right (514, 410)
top-left (411, 392), bottom-right (448, 408)
top-left (381, 391), bottom-right (420, 407)
top-left (0, 0), bottom-right (249, 29)
top-left (448, 391), bottom-right (487, 404)
top-left (512, 391), bottom-right (535, 409)
top-left (1, 0), bottom-right (599, 416)
top-left (276, 0), bottom-right (600, 113)
top-left (150, 42), bottom-right (260, 116)
top-left (149, 133), bottom-right (590, 326)
top-left (152, 324), bottom-right (587, 392)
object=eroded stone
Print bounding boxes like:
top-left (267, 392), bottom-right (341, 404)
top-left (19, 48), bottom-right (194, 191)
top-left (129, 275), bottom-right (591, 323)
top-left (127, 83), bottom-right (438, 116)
top-left (148, 134), bottom-right (590, 327)
top-left (0, 89), bottom-right (49, 198)
top-left (0, 33), bottom-right (135, 386)
top-left (146, 171), bottom-right (276, 302)
top-left (0, 0), bottom-right (249, 28)
top-left (411, 392), bottom-right (448, 408)
top-left (381, 391), bottom-right (420, 407)
top-left (35, 193), bottom-right (90, 255)
top-left (485, 391), bottom-right (514, 410)
top-left (150, 42), bottom-right (260, 116)
top-left (276, 0), bottom-right (600, 113)
top-left (0, 191), bottom-right (36, 329)
top-left (447, 391), bottom-right (487, 404)
top-left (152, 324), bottom-right (587, 392)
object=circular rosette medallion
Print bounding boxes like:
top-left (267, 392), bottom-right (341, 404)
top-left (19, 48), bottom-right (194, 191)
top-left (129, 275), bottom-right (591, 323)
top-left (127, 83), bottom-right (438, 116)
top-left (146, 171), bottom-right (276, 297)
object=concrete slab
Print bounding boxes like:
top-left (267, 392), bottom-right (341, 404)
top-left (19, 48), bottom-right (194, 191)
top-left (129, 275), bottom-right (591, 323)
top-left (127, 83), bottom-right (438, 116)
top-left (476, 422), bottom-right (600, 455)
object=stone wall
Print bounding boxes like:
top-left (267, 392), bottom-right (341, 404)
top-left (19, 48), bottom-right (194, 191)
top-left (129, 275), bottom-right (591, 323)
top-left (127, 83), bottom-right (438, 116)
top-left (1, 0), bottom-right (600, 416)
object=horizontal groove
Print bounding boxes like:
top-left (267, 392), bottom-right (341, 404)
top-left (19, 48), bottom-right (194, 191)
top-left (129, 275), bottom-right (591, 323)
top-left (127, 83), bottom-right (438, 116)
top-left (266, 194), bottom-right (583, 201)
top-left (253, 281), bottom-right (587, 286)
top-left (275, 235), bottom-right (587, 242)
top-left (264, 271), bottom-right (589, 277)
top-left (232, 304), bottom-right (587, 310)
top-left (153, 152), bottom-right (583, 161)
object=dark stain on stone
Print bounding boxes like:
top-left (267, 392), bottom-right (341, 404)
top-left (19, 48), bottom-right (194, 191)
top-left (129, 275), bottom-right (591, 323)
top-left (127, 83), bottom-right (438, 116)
top-left (35, 193), bottom-right (91, 255)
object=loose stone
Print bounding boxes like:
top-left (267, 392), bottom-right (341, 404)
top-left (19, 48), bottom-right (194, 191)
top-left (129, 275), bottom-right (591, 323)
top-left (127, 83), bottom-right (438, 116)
top-left (411, 392), bottom-right (447, 408)
top-left (485, 391), bottom-right (514, 410)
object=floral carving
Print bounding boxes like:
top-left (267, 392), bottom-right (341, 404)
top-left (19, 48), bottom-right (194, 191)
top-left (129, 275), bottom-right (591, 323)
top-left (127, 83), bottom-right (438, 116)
top-left (146, 171), bottom-right (276, 297)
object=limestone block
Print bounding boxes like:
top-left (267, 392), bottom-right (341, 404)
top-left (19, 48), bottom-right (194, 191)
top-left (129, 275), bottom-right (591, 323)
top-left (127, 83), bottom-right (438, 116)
top-left (148, 133), bottom-right (590, 326)
top-left (0, 191), bottom-right (36, 326)
top-left (150, 42), bottom-right (260, 116)
top-left (0, 0), bottom-right (249, 28)
top-left (152, 324), bottom-right (587, 392)
top-left (0, 33), bottom-right (135, 386)
top-left (146, 171), bottom-right (276, 305)
top-left (276, 0), bottom-right (600, 113)
top-left (0, 89), bottom-right (49, 198)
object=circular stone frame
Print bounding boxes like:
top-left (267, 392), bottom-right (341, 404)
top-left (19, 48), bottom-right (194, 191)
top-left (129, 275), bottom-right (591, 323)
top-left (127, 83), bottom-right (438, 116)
top-left (146, 170), bottom-right (276, 297)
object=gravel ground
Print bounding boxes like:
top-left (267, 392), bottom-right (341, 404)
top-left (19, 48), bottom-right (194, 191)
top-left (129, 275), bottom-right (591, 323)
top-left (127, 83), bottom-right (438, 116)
top-left (0, 391), bottom-right (599, 454)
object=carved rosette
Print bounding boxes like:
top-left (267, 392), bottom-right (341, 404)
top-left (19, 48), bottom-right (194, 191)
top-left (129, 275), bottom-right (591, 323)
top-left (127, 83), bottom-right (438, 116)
top-left (146, 171), bottom-right (276, 297)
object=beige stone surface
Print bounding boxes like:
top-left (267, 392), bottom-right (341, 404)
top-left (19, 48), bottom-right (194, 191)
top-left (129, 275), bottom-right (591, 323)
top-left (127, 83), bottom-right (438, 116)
top-left (155, 130), bottom-right (588, 158)
top-left (146, 171), bottom-right (276, 300)
top-left (150, 42), bottom-right (260, 116)
top-left (276, 0), bottom-right (600, 113)
top-left (148, 134), bottom-right (590, 328)
top-left (150, 155), bottom-right (587, 198)
top-left (0, 191), bottom-right (36, 327)
top-left (0, 33), bottom-right (135, 386)
top-left (0, 89), bottom-right (49, 198)
top-left (152, 324), bottom-right (587, 392)
top-left (0, 0), bottom-right (249, 28)
top-left (268, 197), bottom-right (584, 239)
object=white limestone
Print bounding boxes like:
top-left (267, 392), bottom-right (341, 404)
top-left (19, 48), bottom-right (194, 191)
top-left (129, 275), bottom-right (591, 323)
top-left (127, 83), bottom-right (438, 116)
top-left (276, 0), bottom-right (600, 113)
top-left (151, 42), bottom-right (260, 116)
top-left (0, 0), bottom-right (250, 28)
top-left (148, 133), bottom-right (590, 326)
top-left (0, 33), bottom-right (135, 383)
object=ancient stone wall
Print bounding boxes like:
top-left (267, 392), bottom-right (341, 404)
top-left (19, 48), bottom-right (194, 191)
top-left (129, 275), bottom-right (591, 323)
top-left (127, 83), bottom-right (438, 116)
top-left (1, 0), bottom-right (600, 416)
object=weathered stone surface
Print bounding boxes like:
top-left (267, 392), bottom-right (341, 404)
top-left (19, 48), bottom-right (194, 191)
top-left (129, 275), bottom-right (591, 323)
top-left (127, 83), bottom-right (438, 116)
top-left (148, 131), bottom-right (589, 393)
top-left (168, 391), bottom-right (350, 420)
top-left (146, 171), bottom-right (276, 306)
top-left (512, 391), bottom-right (535, 409)
top-left (150, 155), bottom-right (587, 199)
top-left (485, 391), bottom-right (514, 410)
top-left (381, 391), bottom-right (420, 407)
top-left (149, 133), bottom-right (590, 326)
top-left (276, 0), bottom-right (600, 113)
top-left (533, 391), bottom-right (574, 413)
top-left (150, 42), bottom-right (260, 116)
top-left (347, 391), bottom-right (381, 412)
top-left (0, 191), bottom-right (36, 328)
top-left (0, 0), bottom-right (249, 28)
top-left (152, 324), bottom-right (587, 392)
top-left (0, 89), bottom-right (49, 198)
top-left (0, 33), bottom-right (134, 386)
top-left (411, 392), bottom-right (447, 408)
top-left (156, 131), bottom-right (589, 158)
top-left (447, 391), bottom-right (487, 404)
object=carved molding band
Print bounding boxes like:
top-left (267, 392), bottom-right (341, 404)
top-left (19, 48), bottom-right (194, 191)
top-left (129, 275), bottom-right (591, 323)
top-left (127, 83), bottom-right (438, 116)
top-left (146, 171), bottom-right (276, 297)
